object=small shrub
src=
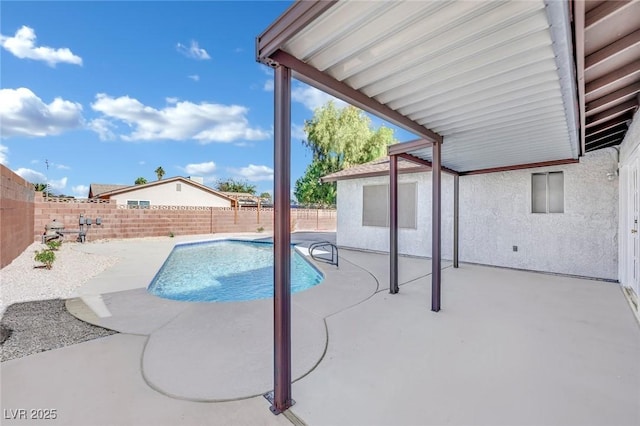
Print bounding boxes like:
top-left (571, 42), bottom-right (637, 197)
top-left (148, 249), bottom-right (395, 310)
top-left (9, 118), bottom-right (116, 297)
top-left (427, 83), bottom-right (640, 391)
top-left (34, 249), bottom-right (56, 269)
top-left (169, 231), bottom-right (175, 238)
top-left (46, 240), bottom-right (62, 251)
top-left (257, 226), bottom-right (265, 233)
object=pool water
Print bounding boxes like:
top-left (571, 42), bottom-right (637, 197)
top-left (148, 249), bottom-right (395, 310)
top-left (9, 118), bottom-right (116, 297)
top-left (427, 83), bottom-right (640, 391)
top-left (148, 240), bottom-right (324, 302)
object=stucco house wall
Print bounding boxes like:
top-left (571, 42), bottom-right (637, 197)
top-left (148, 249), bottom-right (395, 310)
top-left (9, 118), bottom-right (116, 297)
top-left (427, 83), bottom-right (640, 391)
top-left (337, 173), bottom-right (455, 258)
top-left (336, 149), bottom-right (618, 280)
top-left (109, 180), bottom-right (232, 207)
top-left (617, 110), bottom-right (640, 296)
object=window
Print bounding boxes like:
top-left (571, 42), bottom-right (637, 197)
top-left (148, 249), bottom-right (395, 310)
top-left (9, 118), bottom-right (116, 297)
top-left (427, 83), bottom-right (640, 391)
top-left (362, 183), bottom-right (417, 228)
top-left (532, 172), bottom-right (564, 213)
top-left (127, 200), bottom-right (150, 209)
top-left (176, 183), bottom-right (181, 192)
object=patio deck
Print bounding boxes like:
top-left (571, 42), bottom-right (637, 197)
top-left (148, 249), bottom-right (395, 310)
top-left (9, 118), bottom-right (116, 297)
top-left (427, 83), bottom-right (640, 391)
top-left (1, 233), bottom-right (638, 425)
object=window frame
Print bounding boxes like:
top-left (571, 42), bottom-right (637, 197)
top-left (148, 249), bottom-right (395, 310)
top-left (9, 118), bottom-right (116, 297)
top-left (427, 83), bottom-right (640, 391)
top-left (362, 182), bottom-right (417, 229)
top-left (531, 171), bottom-right (564, 214)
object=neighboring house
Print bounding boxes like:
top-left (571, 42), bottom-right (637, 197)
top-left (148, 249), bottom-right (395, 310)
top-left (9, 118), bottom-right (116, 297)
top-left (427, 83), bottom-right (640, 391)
top-left (322, 149), bottom-right (619, 281)
top-left (89, 176), bottom-right (237, 208)
top-left (219, 192), bottom-right (263, 207)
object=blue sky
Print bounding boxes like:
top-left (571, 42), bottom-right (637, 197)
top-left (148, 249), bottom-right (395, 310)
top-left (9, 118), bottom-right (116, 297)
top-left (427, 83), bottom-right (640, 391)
top-left (0, 1), bottom-right (411, 197)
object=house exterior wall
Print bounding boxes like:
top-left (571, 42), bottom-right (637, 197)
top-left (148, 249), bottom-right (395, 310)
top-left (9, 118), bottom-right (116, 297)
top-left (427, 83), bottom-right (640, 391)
top-left (618, 110), bottom-right (640, 297)
top-left (109, 181), bottom-right (231, 207)
top-left (336, 149), bottom-right (618, 280)
top-left (1, 165), bottom-right (35, 268)
top-left (336, 173), bottom-right (455, 258)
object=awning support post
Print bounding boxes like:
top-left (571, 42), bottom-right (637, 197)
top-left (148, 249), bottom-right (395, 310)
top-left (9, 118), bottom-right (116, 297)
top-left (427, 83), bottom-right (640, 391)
top-left (390, 154), bottom-right (399, 294)
top-left (271, 64), bottom-right (293, 414)
top-left (432, 140), bottom-right (442, 311)
top-left (453, 174), bottom-right (459, 269)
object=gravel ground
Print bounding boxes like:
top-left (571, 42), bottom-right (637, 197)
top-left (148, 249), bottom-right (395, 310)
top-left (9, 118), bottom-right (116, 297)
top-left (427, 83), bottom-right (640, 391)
top-left (0, 241), bottom-right (118, 316)
top-left (0, 241), bottom-right (120, 361)
top-left (0, 299), bottom-right (117, 362)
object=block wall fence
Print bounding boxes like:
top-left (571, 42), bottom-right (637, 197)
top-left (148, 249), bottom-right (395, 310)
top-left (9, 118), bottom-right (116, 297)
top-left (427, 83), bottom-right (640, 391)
top-left (32, 194), bottom-right (336, 242)
top-left (1, 165), bottom-right (35, 268)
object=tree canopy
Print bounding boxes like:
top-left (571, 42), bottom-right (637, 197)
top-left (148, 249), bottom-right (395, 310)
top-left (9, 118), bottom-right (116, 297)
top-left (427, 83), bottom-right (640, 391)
top-left (154, 166), bottom-right (165, 180)
top-left (134, 177), bottom-right (147, 185)
top-left (215, 178), bottom-right (256, 195)
top-left (294, 101), bottom-right (396, 205)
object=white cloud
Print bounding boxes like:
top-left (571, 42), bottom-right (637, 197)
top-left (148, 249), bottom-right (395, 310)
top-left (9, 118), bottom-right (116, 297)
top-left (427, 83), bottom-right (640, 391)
top-left (0, 145), bottom-right (8, 165)
top-left (291, 124), bottom-right (306, 140)
top-left (0, 26), bottom-right (82, 66)
top-left (0, 88), bottom-right (84, 137)
top-left (292, 83), bottom-right (347, 111)
top-left (87, 118), bottom-right (116, 141)
top-left (55, 163), bottom-right (70, 170)
top-left (188, 75), bottom-right (200, 82)
top-left (13, 167), bottom-right (67, 191)
top-left (166, 97), bottom-right (179, 104)
top-left (229, 164), bottom-right (274, 182)
top-left (139, 160), bottom-right (146, 165)
top-left (184, 161), bottom-right (216, 175)
top-left (91, 94), bottom-right (270, 143)
top-left (72, 184), bottom-right (89, 197)
top-left (176, 41), bottom-right (210, 60)
top-left (263, 79), bottom-right (274, 92)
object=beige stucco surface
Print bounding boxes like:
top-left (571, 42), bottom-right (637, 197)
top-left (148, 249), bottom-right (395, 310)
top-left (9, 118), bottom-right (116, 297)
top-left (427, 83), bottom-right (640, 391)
top-left (337, 149), bottom-right (619, 280)
top-left (110, 180), bottom-right (231, 207)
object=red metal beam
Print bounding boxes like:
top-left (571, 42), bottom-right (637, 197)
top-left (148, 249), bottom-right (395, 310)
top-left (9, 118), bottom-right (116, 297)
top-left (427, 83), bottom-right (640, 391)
top-left (431, 140), bottom-right (441, 312)
top-left (321, 165), bottom-right (430, 182)
top-left (586, 82), bottom-right (640, 116)
top-left (271, 65), bottom-right (293, 415)
top-left (585, 29), bottom-right (640, 71)
top-left (585, 100), bottom-right (638, 128)
top-left (453, 174), bottom-right (459, 269)
top-left (388, 139), bottom-right (433, 156)
top-left (585, 0), bottom-right (632, 30)
top-left (256, 1), bottom-right (338, 63)
top-left (585, 113), bottom-right (633, 137)
top-left (585, 60), bottom-right (640, 98)
top-left (396, 153), bottom-right (459, 176)
top-left (270, 50), bottom-right (443, 143)
top-left (389, 155), bottom-right (399, 294)
top-left (461, 159), bottom-right (579, 176)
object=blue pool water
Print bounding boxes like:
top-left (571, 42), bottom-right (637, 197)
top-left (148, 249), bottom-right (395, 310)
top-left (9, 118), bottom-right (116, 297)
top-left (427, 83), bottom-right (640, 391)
top-left (148, 240), bottom-right (324, 302)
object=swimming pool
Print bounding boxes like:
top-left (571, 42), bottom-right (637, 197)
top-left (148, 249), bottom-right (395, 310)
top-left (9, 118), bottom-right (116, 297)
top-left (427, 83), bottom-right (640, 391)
top-left (148, 240), bottom-right (324, 302)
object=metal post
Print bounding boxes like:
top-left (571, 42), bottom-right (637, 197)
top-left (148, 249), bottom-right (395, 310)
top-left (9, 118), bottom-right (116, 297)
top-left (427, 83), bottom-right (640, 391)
top-left (389, 155), bottom-right (399, 293)
top-left (453, 174), bottom-right (459, 269)
top-left (271, 64), bottom-right (293, 414)
top-left (432, 141), bottom-right (442, 312)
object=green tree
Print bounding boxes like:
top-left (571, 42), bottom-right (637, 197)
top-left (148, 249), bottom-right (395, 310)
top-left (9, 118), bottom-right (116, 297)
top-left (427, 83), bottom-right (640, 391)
top-left (259, 192), bottom-right (272, 200)
top-left (33, 183), bottom-right (47, 192)
top-left (294, 101), bottom-right (395, 205)
top-left (135, 177), bottom-right (147, 185)
top-left (154, 166), bottom-right (165, 180)
top-left (215, 178), bottom-right (256, 195)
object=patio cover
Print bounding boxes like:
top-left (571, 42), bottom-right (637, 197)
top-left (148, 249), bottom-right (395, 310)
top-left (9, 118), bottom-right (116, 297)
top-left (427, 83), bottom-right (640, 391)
top-left (256, 0), bottom-right (592, 413)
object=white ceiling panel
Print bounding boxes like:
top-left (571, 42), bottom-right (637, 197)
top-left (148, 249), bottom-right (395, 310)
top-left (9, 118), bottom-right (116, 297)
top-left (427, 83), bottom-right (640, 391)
top-left (278, 0), bottom-right (579, 172)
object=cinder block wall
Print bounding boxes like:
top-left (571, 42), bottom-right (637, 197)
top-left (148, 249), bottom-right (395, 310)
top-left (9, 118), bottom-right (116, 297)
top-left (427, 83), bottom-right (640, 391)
top-left (33, 194), bottom-right (336, 241)
top-left (1, 165), bottom-right (35, 268)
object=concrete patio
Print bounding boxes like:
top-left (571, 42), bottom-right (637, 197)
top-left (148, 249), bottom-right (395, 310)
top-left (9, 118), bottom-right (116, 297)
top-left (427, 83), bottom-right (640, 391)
top-left (1, 232), bottom-right (639, 425)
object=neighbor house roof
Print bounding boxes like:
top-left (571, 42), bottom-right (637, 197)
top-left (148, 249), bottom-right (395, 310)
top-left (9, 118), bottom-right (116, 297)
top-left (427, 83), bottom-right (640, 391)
top-left (88, 183), bottom-right (129, 198)
top-left (90, 177), bottom-right (238, 206)
top-left (322, 157), bottom-right (430, 182)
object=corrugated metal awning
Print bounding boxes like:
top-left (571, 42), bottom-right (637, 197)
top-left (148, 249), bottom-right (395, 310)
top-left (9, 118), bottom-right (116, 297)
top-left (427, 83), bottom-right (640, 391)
top-left (257, 0), bottom-right (580, 173)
